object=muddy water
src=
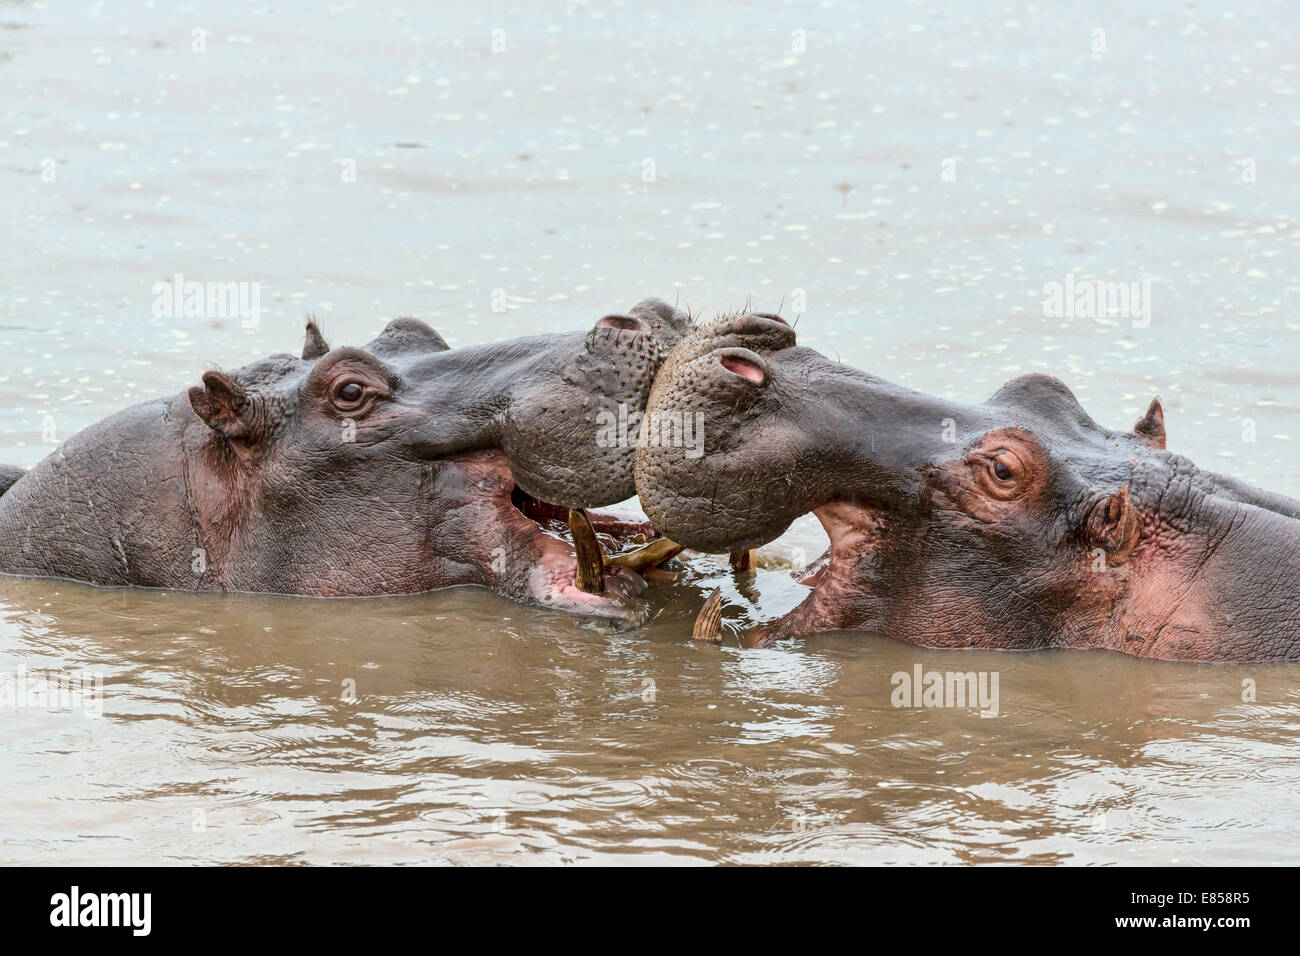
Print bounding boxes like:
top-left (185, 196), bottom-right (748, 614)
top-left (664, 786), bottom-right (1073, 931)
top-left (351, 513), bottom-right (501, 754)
top-left (2, 2), bottom-right (1299, 864)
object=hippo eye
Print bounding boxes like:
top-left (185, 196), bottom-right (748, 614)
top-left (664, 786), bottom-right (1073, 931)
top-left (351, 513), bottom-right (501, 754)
top-left (977, 447), bottom-right (1027, 499)
top-left (989, 450), bottom-right (1020, 483)
top-left (333, 381), bottom-right (366, 407)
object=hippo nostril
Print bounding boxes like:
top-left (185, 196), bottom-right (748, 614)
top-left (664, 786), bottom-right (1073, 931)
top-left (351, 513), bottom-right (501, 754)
top-left (597, 314), bottom-right (647, 332)
top-left (725, 312), bottom-right (797, 348)
top-left (720, 355), bottom-right (766, 385)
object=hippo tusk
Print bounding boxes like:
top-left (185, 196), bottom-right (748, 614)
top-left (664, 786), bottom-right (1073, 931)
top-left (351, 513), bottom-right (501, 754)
top-left (729, 549), bottom-right (755, 571)
top-left (692, 587), bottom-right (724, 642)
top-left (568, 508), bottom-right (606, 593)
top-left (606, 536), bottom-right (684, 573)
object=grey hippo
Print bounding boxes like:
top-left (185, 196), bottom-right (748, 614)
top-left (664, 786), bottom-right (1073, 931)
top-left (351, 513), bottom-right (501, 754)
top-left (0, 299), bottom-right (690, 625)
top-left (635, 312), bottom-right (1300, 661)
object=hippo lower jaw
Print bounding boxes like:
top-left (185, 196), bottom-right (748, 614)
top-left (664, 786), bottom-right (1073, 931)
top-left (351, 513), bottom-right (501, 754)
top-left (736, 501), bottom-right (890, 648)
top-left (451, 449), bottom-right (655, 626)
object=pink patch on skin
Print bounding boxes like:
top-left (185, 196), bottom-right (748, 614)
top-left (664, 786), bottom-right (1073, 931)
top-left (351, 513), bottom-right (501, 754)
top-left (453, 448), bottom-right (648, 622)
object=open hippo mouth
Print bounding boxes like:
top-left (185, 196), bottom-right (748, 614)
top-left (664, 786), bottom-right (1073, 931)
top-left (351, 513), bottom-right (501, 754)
top-left (635, 312), bottom-right (1300, 663)
top-left (437, 448), bottom-right (683, 626)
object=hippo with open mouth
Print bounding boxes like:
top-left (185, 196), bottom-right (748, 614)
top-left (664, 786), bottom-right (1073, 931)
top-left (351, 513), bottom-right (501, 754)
top-left (635, 312), bottom-right (1300, 661)
top-left (0, 299), bottom-right (689, 624)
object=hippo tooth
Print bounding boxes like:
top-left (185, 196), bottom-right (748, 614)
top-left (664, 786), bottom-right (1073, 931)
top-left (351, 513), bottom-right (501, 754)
top-left (568, 508), bottom-right (606, 593)
top-left (692, 587), bottom-right (723, 642)
top-left (606, 537), bottom-right (684, 573)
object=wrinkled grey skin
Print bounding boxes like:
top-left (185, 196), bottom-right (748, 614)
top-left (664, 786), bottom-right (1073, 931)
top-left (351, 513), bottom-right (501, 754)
top-left (636, 312), bottom-right (1300, 661)
top-left (0, 299), bottom-right (689, 623)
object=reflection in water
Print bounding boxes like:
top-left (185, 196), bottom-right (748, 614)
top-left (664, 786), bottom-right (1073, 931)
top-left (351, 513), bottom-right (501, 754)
top-left (2, 0), bottom-right (1300, 864)
top-left (2, 572), bottom-right (1296, 865)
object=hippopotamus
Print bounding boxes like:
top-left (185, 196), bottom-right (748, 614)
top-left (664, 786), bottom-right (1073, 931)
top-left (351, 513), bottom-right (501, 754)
top-left (0, 299), bottom-right (690, 623)
top-left (635, 312), bottom-right (1300, 661)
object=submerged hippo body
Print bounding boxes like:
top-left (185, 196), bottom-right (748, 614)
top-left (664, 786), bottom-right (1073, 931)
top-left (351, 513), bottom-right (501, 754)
top-left (0, 299), bottom-right (689, 623)
top-left (636, 313), bottom-right (1300, 661)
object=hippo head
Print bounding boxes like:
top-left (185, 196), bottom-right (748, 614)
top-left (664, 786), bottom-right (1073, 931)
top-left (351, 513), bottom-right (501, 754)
top-left (182, 298), bottom-right (689, 619)
top-left (635, 313), bottom-right (1300, 660)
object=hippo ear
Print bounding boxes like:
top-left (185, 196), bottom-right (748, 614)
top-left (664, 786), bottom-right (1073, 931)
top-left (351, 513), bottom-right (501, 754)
top-left (188, 371), bottom-right (266, 446)
top-left (585, 313), bottom-right (653, 355)
top-left (364, 317), bottom-right (449, 355)
top-left (1133, 396), bottom-right (1166, 450)
top-left (1084, 485), bottom-right (1142, 565)
top-left (302, 316), bottom-right (330, 360)
top-left (593, 313), bottom-right (650, 333)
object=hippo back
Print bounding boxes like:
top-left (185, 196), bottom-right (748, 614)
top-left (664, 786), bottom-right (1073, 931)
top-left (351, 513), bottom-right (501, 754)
top-left (0, 398), bottom-right (196, 587)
